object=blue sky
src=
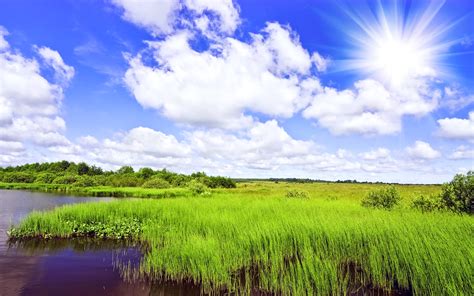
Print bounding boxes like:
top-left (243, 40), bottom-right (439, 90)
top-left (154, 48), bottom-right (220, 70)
top-left (0, 0), bottom-right (472, 183)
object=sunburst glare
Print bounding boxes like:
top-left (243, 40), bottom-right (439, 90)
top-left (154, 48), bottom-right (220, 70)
top-left (338, 0), bottom-right (462, 87)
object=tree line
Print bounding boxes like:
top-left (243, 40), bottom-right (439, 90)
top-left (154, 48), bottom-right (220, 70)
top-left (0, 161), bottom-right (236, 189)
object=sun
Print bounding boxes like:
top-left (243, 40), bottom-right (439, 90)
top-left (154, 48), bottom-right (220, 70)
top-left (370, 34), bottom-right (430, 86)
top-left (338, 1), bottom-right (453, 88)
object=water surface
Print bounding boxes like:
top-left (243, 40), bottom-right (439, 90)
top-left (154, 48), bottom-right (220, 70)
top-left (0, 190), bottom-right (199, 296)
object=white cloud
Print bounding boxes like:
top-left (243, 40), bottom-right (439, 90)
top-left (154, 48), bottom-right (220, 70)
top-left (77, 135), bottom-right (99, 147)
top-left (36, 46), bottom-right (75, 85)
top-left (0, 140), bottom-right (24, 152)
top-left (124, 23), bottom-right (323, 129)
top-left (111, 0), bottom-right (239, 35)
top-left (406, 141), bottom-right (441, 159)
top-left (102, 126), bottom-right (191, 158)
top-left (111, 0), bottom-right (179, 35)
top-left (184, 0), bottom-right (240, 34)
top-left (0, 25), bottom-right (74, 166)
top-left (0, 26), bottom-right (9, 50)
top-left (449, 146), bottom-right (474, 160)
top-left (440, 86), bottom-right (474, 112)
top-left (311, 52), bottom-right (329, 72)
top-left (188, 120), bottom-right (314, 163)
top-left (360, 147), bottom-right (391, 160)
top-left (437, 112), bottom-right (474, 141)
top-left (303, 79), bottom-right (438, 135)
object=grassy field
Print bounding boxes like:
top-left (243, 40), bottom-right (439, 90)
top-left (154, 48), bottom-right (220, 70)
top-left (9, 182), bottom-right (474, 295)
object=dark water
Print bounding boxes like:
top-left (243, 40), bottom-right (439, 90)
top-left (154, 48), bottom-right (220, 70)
top-left (0, 190), bottom-right (200, 296)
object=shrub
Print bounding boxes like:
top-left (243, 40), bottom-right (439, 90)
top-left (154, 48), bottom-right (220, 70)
top-left (2, 172), bottom-right (36, 183)
top-left (142, 177), bottom-right (171, 189)
top-left (439, 171), bottom-right (473, 214)
top-left (73, 175), bottom-right (97, 187)
top-left (411, 194), bottom-right (443, 212)
top-left (34, 172), bottom-right (57, 184)
top-left (188, 179), bottom-right (209, 195)
top-left (105, 174), bottom-right (144, 187)
top-left (205, 176), bottom-right (237, 188)
top-left (286, 190), bottom-right (309, 198)
top-left (53, 174), bottom-right (78, 185)
top-left (361, 186), bottom-right (401, 210)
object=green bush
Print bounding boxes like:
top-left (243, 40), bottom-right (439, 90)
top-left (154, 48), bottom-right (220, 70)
top-left (411, 194), bottom-right (443, 212)
top-left (361, 186), bottom-right (401, 210)
top-left (53, 174), bottom-right (78, 184)
top-left (73, 175), bottom-right (97, 187)
top-left (439, 171), bottom-right (473, 214)
top-left (142, 177), bottom-right (171, 189)
top-left (34, 172), bottom-right (57, 184)
top-left (286, 190), bottom-right (309, 198)
top-left (2, 172), bottom-right (36, 183)
top-left (105, 174), bottom-right (144, 187)
top-left (187, 179), bottom-right (209, 195)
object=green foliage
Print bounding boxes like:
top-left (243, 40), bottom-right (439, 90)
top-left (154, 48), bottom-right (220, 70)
top-left (411, 194), bottom-right (443, 212)
top-left (137, 167), bottom-right (155, 179)
top-left (2, 172), bottom-right (36, 183)
top-left (34, 172), bottom-right (57, 184)
top-left (204, 176), bottom-right (237, 188)
top-left (439, 171), bottom-right (473, 214)
top-left (286, 190), bottom-right (309, 198)
top-left (361, 186), bottom-right (401, 210)
top-left (142, 177), bottom-right (171, 189)
top-left (117, 165), bottom-right (134, 174)
top-left (73, 175), bottom-right (97, 187)
top-left (105, 174), bottom-right (144, 187)
top-left (187, 179), bottom-right (209, 195)
top-left (52, 174), bottom-right (78, 184)
top-left (0, 161), bottom-right (236, 189)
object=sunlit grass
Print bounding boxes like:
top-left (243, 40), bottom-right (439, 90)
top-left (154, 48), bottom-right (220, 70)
top-left (9, 182), bottom-right (473, 295)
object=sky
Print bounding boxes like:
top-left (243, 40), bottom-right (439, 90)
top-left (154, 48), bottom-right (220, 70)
top-left (0, 0), bottom-right (473, 183)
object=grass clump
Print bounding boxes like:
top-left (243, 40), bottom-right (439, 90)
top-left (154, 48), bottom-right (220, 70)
top-left (285, 189), bottom-right (309, 198)
top-left (361, 186), bottom-right (401, 210)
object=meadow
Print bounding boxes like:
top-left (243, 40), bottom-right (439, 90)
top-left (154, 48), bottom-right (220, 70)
top-left (9, 181), bottom-right (474, 295)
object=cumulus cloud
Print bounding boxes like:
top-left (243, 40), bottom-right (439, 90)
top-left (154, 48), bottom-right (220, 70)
top-left (406, 141), bottom-right (441, 159)
top-left (111, 0), bottom-right (239, 35)
top-left (359, 147), bottom-right (391, 160)
top-left (437, 112), bottom-right (474, 141)
top-left (449, 145), bottom-right (474, 160)
top-left (124, 23), bottom-right (323, 129)
top-left (0, 25), bottom-right (74, 165)
top-left (303, 79), bottom-right (437, 135)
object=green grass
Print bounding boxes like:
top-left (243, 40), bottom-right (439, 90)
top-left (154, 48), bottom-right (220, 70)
top-left (9, 182), bottom-right (473, 295)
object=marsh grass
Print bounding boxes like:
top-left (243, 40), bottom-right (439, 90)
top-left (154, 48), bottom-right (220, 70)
top-left (9, 182), bottom-right (473, 295)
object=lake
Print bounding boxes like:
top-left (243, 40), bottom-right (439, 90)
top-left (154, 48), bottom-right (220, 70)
top-left (0, 190), bottom-right (200, 296)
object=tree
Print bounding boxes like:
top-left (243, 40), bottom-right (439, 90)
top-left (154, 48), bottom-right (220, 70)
top-left (117, 166), bottom-right (134, 174)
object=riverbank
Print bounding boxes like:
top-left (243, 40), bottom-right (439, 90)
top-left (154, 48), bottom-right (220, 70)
top-left (0, 182), bottom-right (190, 198)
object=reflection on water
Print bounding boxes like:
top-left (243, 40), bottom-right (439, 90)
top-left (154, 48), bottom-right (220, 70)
top-left (0, 190), bottom-right (201, 296)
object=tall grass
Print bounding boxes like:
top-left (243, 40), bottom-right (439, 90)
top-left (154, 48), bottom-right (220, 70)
top-left (10, 188), bottom-right (473, 295)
